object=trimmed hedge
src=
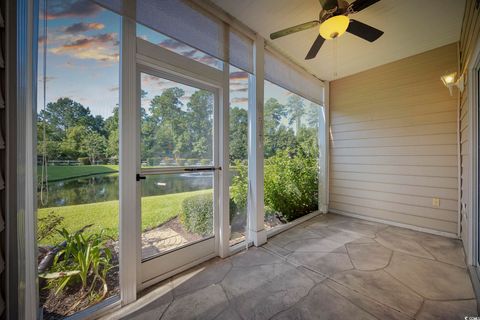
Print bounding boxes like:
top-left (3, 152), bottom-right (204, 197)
top-left (180, 193), bottom-right (213, 236)
top-left (77, 157), bottom-right (91, 165)
top-left (179, 194), bottom-right (239, 236)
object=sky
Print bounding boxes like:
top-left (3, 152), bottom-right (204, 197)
top-left (38, 0), bottom-right (317, 120)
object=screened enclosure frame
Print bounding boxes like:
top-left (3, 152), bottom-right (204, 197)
top-left (135, 44), bottom-right (223, 289)
top-left (119, 7), bottom-right (330, 305)
top-left (15, 0), bottom-right (329, 317)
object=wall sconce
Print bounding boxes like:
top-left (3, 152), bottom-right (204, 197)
top-left (441, 72), bottom-right (464, 96)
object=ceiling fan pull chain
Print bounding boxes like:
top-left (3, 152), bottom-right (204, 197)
top-left (333, 38), bottom-right (338, 79)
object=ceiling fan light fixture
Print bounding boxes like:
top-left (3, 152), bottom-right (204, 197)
top-left (319, 15), bottom-right (350, 40)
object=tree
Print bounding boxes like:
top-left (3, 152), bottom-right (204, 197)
top-left (264, 98), bottom-right (287, 132)
top-left (265, 125), bottom-right (297, 158)
top-left (286, 95), bottom-right (305, 134)
top-left (187, 90), bottom-right (213, 159)
top-left (229, 107), bottom-right (248, 162)
top-left (104, 106), bottom-right (119, 160)
top-left (37, 121), bottom-right (62, 160)
top-left (61, 125), bottom-right (88, 159)
top-left (81, 131), bottom-right (107, 165)
top-left (38, 97), bottom-right (111, 162)
top-left (264, 98), bottom-right (288, 158)
top-left (148, 88), bottom-right (188, 159)
top-left (39, 97), bottom-right (98, 137)
top-left (305, 102), bottom-right (323, 130)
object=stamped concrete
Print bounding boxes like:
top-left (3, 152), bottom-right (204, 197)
top-left (416, 299), bottom-right (478, 320)
top-left (385, 252), bottom-right (475, 300)
top-left (104, 214), bottom-right (477, 320)
top-left (332, 269), bottom-right (424, 316)
top-left (346, 242), bottom-right (392, 270)
top-left (286, 251), bottom-right (353, 275)
top-left (376, 229), bottom-right (435, 259)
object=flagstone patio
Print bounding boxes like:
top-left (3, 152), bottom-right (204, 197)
top-left (103, 213), bottom-right (477, 320)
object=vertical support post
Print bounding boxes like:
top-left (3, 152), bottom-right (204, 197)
top-left (319, 83), bottom-right (329, 213)
top-left (5, 0), bottom-right (19, 317)
top-left (119, 3), bottom-right (139, 305)
top-left (16, 0), bottom-right (39, 318)
top-left (247, 34), bottom-right (266, 246)
top-left (218, 28), bottom-right (231, 257)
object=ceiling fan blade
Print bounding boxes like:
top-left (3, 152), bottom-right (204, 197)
top-left (350, 0), bottom-right (381, 12)
top-left (347, 19), bottom-right (384, 42)
top-left (305, 35), bottom-right (325, 60)
top-left (270, 21), bottom-right (320, 40)
top-left (318, 0), bottom-right (338, 10)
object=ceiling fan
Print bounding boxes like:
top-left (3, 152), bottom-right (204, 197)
top-left (270, 0), bottom-right (384, 60)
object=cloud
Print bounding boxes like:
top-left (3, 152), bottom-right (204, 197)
top-left (182, 50), bottom-right (198, 59)
top-left (64, 22), bottom-right (104, 34)
top-left (230, 77), bottom-right (248, 93)
top-left (197, 55), bottom-right (220, 67)
top-left (142, 75), bottom-right (175, 91)
top-left (232, 87), bottom-right (248, 93)
top-left (231, 97), bottom-right (248, 104)
top-left (50, 33), bottom-right (119, 62)
top-left (158, 38), bottom-right (188, 51)
top-left (230, 71), bottom-right (248, 80)
top-left (60, 33), bottom-right (116, 50)
top-left (46, 0), bottom-right (103, 20)
top-left (157, 38), bottom-right (222, 68)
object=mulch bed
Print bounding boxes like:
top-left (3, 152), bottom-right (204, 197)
top-left (39, 217), bottom-right (204, 319)
top-left (39, 248), bottom-right (119, 320)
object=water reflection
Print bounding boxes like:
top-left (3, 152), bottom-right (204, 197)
top-left (38, 172), bottom-right (214, 208)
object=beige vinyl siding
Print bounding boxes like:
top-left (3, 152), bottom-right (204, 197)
top-left (459, 0), bottom-right (480, 248)
top-left (329, 43), bottom-right (459, 235)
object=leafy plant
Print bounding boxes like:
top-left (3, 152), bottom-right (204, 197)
top-left (200, 159), bottom-right (211, 165)
top-left (77, 157), bottom-right (91, 165)
top-left (230, 160), bottom-right (248, 210)
top-left (264, 149), bottom-right (318, 221)
top-left (37, 211), bottom-right (64, 242)
top-left (231, 148), bottom-right (319, 222)
top-left (180, 194), bottom-right (213, 235)
top-left (40, 228), bottom-right (113, 300)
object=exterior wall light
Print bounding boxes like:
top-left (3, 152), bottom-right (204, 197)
top-left (441, 72), bottom-right (464, 96)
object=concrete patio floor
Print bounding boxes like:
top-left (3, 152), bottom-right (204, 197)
top-left (103, 213), bottom-right (478, 320)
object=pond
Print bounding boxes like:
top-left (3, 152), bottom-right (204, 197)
top-left (38, 172), bottom-right (217, 208)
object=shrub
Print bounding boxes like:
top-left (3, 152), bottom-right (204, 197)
top-left (264, 149), bottom-right (318, 221)
top-left (200, 159), bottom-right (211, 165)
top-left (77, 157), bottom-right (91, 165)
top-left (108, 156), bottom-right (118, 165)
top-left (176, 158), bottom-right (186, 166)
top-left (231, 149), bottom-right (318, 222)
top-left (229, 197), bottom-right (241, 223)
top-left (230, 160), bottom-right (248, 210)
top-left (180, 194), bottom-right (213, 236)
top-left (185, 158), bottom-right (197, 165)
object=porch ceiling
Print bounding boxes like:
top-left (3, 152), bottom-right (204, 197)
top-left (210, 0), bottom-right (465, 81)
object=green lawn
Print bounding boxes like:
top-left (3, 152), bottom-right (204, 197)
top-left (39, 165), bottom-right (119, 182)
top-left (38, 189), bottom-right (212, 245)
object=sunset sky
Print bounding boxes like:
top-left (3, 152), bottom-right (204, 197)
top-left (39, 0), bottom-right (310, 120)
